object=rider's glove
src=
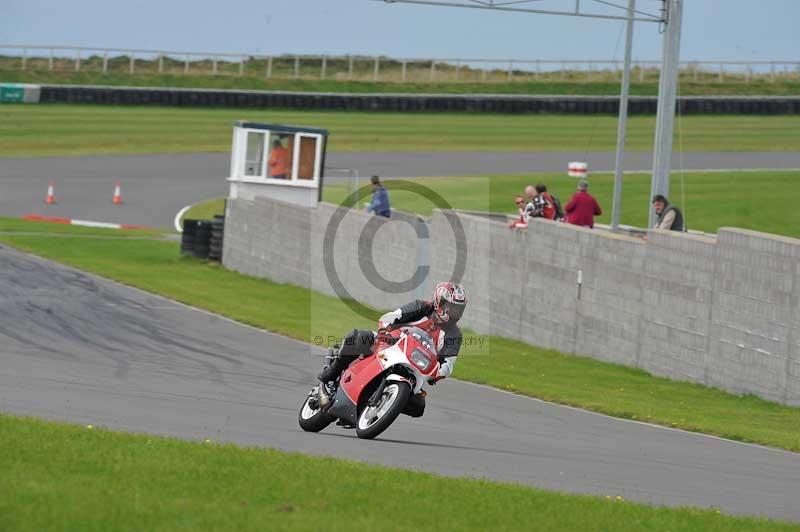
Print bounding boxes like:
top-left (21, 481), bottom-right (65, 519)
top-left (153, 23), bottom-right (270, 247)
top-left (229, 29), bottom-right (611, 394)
top-left (377, 328), bottom-right (393, 345)
top-left (427, 376), bottom-right (445, 385)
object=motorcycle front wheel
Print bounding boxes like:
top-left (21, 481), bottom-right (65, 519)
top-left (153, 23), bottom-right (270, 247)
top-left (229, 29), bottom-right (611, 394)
top-left (356, 381), bottom-right (411, 440)
top-left (298, 392), bottom-right (334, 432)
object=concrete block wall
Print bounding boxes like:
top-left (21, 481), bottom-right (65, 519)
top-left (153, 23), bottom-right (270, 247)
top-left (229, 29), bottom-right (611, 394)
top-left (575, 230), bottom-right (648, 367)
top-left (428, 210), bottom-right (502, 342)
top-left (224, 196), bottom-right (424, 313)
top-left (707, 229), bottom-right (800, 404)
top-left (224, 196), bottom-right (800, 406)
top-left (428, 213), bottom-right (800, 406)
top-left (223, 196), bottom-right (312, 288)
top-left (519, 219), bottom-right (583, 355)
top-left (638, 231), bottom-right (716, 384)
top-left (308, 203), bottom-right (422, 310)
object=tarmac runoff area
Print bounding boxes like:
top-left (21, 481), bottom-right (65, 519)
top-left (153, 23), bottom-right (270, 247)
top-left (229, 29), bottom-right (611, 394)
top-left (0, 246), bottom-right (798, 522)
top-left (1, 151), bottom-right (799, 229)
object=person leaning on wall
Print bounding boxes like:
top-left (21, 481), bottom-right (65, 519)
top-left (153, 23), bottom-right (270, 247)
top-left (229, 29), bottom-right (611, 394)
top-left (532, 184), bottom-right (556, 221)
top-left (509, 196), bottom-right (528, 229)
top-left (522, 185), bottom-right (538, 221)
top-left (651, 194), bottom-right (685, 231)
top-left (564, 181), bottom-right (602, 229)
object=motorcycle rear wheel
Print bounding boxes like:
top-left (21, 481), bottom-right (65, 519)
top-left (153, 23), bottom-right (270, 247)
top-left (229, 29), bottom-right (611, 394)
top-left (356, 382), bottom-right (411, 440)
top-left (298, 393), bottom-right (335, 432)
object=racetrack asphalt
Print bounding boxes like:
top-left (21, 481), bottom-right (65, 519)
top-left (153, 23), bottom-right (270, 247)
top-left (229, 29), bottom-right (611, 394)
top-left (1, 246), bottom-right (798, 522)
top-left (2, 151), bottom-right (799, 229)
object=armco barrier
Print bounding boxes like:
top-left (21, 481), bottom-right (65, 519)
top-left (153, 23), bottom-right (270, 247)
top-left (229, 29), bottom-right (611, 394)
top-left (223, 195), bottom-right (800, 406)
top-left (37, 85), bottom-right (800, 114)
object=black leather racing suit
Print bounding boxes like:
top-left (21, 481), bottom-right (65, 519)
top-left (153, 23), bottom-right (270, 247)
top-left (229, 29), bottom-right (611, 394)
top-left (318, 299), bottom-right (463, 387)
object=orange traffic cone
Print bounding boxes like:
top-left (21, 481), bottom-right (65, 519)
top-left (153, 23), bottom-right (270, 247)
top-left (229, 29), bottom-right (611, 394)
top-left (112, 181), bottom-right (123, 205)
top-left (45, 181), bottom-right (57, 205)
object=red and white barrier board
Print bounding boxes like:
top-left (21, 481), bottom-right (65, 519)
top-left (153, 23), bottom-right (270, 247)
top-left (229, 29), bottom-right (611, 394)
top-left (21, 214), bottom-right (149, 231)
top-left (568, 161), bottom-right (588, 178)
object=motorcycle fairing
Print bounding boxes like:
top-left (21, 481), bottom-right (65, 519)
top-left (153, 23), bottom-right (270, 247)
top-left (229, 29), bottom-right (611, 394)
top-left (340, 354), bottom-right (385, 404)
top-left (326, 385), bottom-right (357, 425)
top-left (326, 354), bottom-right (385, 424)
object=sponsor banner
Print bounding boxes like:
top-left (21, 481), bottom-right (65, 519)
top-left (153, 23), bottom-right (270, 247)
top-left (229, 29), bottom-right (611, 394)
top-left (0, 83), bottom-right (41, 103)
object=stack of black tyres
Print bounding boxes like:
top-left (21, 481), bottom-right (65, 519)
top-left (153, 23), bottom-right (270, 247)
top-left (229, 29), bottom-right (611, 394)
top-left (181, 219), bottom-right (198, 256)
top-left (193, 220), bottom-right (212, 259)
top-left (209, 215), bottom-right (224, 262)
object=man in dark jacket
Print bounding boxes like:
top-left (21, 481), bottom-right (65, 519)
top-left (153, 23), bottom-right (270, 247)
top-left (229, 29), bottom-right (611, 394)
top-left (652, 194), bottom-right (685, 231)
top-left (366, 175), bottom-right (391, 218)
top-left (564, 181), bottom-right (602, 228)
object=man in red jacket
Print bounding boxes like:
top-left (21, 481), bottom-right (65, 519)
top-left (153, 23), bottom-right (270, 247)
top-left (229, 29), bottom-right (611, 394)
top-left (564, 181), bottom-right (602, 228)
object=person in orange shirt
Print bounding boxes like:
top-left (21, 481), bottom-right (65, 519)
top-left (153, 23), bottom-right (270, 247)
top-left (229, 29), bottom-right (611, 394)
top-left (268, 139), bottom-right (291, 179)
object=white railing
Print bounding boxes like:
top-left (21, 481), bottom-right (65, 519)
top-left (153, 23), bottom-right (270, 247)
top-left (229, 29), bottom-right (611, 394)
top-left (1, 44), bottom-right (798, 84)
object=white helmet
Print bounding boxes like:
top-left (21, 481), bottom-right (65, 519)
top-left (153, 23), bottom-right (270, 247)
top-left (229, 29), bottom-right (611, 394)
top-left (433, 282), bottom-right (467, 324)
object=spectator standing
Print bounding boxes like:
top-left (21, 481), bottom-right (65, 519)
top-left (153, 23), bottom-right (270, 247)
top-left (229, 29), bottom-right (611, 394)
top-left (652, 194), bottom-right (685, 231)
top-left (367, 175), bottom-right (391, 218)
top-left (509, 196), bottom-right (528, 229)
top-left (533, 184), bottom-right (556, 221)
top-left (564, 181), bottom-right (602, 228)
top-left (268, 139), bottom-right (290, 179)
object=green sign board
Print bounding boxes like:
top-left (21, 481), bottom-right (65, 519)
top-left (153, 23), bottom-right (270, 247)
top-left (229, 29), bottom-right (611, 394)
top-left (0, 85), bottom-right (25, 102)
top-left (0, 84), bottom-right (40, 103)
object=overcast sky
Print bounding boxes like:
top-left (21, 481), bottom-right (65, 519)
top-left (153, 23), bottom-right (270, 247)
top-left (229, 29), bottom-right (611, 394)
top-left (3, 0), bottom-right (798, 61)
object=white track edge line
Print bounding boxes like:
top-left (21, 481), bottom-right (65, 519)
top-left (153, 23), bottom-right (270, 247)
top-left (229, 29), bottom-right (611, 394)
top-left (173, 205), bottom-right (191, 233)
top-left (71, 219), bottom-right (122, 229)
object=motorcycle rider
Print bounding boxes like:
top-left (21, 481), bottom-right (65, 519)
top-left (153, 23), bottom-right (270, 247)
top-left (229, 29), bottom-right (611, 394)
top-left (317, 282), bottom-right (467, 414)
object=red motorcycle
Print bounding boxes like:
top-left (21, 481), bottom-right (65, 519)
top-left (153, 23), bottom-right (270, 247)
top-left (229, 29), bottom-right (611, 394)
top-left (298, 326), bottom-right (440, 440)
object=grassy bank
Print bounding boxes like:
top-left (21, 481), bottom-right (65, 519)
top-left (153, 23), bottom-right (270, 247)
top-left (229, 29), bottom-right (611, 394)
top-left (179, 197), bottom-right (226, 228)
top-left (4, 68), bottom-right (800, 96)
top-left (1, 217), bottom-right (798, 452)
top-left (2, 104), bottom-right (800, 157)
top-left (2, 414), bottom-right (792, 532)
top-left (183, 169), bottom-right (800, 239)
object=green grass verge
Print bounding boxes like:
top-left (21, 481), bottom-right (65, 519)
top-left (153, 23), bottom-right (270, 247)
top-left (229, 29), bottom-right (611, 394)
top-left (1, 218), bottom-right (798, 452)
top-left (2, 104), bottom-right (800, 157)
top-left (3, 414), bottom-right (792, 532)
top-left (180, 197), bottom-right (227, 226)
top-left (182, 169), bottom-right (800, 239)
top-left (0, 217), bottom-right (168, 237)
top-left (4, 68), bottom-right (800, 96)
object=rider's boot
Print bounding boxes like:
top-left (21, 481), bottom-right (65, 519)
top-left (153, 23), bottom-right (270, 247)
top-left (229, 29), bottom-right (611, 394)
top-left (317, 363), bottom-right (340, 384)
top-left (317, 361), bottom-right (344, 408)
top-left (316, 382), bottom-right (330, 409)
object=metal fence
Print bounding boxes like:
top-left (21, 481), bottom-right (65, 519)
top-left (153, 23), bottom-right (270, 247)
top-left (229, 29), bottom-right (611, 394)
top-left (1, 44), bottom-right (798, 84)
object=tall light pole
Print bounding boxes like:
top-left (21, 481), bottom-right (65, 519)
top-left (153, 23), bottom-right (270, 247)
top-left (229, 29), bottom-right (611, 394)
top-left (649, 0), bottom-right (683, 228)
top-left (610, 0), bottom-right (636, 230)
